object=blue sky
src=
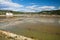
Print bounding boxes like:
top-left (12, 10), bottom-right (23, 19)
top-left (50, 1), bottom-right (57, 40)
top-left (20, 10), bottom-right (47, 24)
top-left (12, 0), bottom-right (60, 6)
top-left (0, 0), bottom-right (60, 12)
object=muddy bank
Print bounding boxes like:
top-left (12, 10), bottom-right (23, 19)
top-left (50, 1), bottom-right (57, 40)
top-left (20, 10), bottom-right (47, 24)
top-left (0, 30), bottom-right (35, 40)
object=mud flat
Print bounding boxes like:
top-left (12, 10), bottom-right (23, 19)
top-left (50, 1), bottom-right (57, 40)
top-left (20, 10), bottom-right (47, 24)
top-left (0, 15), bottom-right (60, 40)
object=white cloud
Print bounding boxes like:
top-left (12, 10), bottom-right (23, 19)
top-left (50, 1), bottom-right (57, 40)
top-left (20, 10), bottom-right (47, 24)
top-left (1, 7), bottom-right (16, 11)
top-left (59, 7), bottom-right (60, 9)
top-left (0, 0), bottom-right (24, 11)
top-left (0, 0), bottom-right (11, 2)
top-left (20, 8), bottom-right (36, 12)
top-left (38, 6), bottom-right (55, 9)
top-left (0, 0), bottom-right (23, 8)
top-left (37, 6), bottom-right (55, 11)
top-left (0, 0), bottom-right (59, 12)
top-left (25, 6), bottom-right (56, 12)
top-left (26, 5), bottom-right (37, 10)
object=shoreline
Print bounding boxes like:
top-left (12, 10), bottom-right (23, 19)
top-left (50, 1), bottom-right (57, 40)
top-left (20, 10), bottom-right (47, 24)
top-left (0, 30), bottom-right (35, 40)
top-left (0, 15), bottom-right (60, 17)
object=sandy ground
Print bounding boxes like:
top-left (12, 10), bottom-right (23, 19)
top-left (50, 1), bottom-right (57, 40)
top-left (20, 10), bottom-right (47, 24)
top-left (0, 30), bottom-right (35, 40)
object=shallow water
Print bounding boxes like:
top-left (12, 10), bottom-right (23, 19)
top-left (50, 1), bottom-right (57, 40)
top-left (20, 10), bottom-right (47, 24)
top-left (0, 17), bottom-right (60, 40)
top-left (0, 17), bottom-right (60, 32)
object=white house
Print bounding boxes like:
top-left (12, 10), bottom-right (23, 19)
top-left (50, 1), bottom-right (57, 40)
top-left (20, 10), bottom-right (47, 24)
top-left (6, 12), bottom-right (13, 17)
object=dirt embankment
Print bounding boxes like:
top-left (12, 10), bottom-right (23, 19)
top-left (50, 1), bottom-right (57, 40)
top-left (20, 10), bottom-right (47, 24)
top-left (0, 30), bottom-right (35, 40)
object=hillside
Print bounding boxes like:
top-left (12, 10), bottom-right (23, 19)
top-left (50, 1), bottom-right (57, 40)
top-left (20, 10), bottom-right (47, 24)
top-left (38, 10), bottom-right (60, 15)
top-left (0, 10), bottom-right (60, 15)
top-left (0, 10), bottom-right (24, 15)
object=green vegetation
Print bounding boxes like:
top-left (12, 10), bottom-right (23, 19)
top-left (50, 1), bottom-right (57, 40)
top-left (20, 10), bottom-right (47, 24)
top-left (0, 10), bottom-right (60, 15)
top-left (0, 10), bottom-right (24, 15)
top-left (38, 10), bottom-right (60, 15)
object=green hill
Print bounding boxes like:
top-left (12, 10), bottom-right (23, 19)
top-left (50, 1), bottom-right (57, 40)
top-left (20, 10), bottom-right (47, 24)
top-left (0, 10), bottom-right (60, 15)
top-left (0, 10), bottom-right (24, 15)
top-left (38, 10), bottom-right (60, 15)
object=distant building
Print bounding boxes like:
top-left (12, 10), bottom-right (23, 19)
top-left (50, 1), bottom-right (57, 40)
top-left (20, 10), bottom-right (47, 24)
top-left (6, 12), bottom-right (13, 18)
